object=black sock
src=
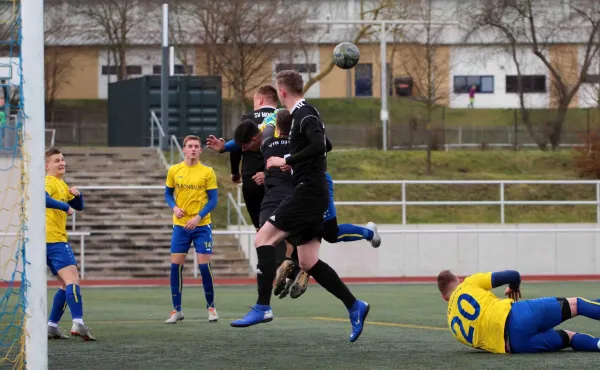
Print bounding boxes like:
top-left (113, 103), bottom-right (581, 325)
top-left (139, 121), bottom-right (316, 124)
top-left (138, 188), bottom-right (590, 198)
top-left (307, 260), bottom-right (356, 310)
top-left (256, 245), bottom-right (276, 306)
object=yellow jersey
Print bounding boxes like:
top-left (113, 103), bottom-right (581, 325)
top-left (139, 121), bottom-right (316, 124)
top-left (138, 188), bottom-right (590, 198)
top-left (45, 175), bottom-right (74, 243)
top-left (166, 161), bottom-right (218, 227)
top-left (446, 272), bottom-right (513, 354)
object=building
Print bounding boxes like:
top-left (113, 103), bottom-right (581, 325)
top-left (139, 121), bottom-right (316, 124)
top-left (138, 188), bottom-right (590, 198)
top-left (36, 0), bottom-right (600, 108)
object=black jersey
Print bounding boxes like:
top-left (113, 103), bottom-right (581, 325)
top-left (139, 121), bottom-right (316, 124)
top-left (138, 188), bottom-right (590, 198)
top-left (285, 100), bottom-right (327, 186)
top-left (237, 106), bottom-right (276, 178)
top-left (261, 136), bottom-right (293, 190)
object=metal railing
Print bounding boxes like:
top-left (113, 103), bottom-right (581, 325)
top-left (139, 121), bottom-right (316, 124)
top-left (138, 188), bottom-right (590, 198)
top-left (398, 143), bottom-right (585, 152)
top-left (45, 128), bottom-right (55, 147)
top-left (169, 134), bottom-right (184, 165)
top-left (149, 110), bottom-right (184, 168)
top-left (11, 227), bottom-right (600, 280)
top-left (66, 186), bottom-right (253, 277)
top-left (1, 231), bottom-right (91, 278)
top-left (54, 181), bottom-right (600, 279)
top-left (150, 110), bottom-right (165, 149)
top-left (234, 180), bottom-right (600, 225)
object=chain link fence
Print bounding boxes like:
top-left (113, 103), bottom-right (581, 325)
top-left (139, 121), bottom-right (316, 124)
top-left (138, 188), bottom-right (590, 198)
top-left (44, 103), bottom-right (600, 149)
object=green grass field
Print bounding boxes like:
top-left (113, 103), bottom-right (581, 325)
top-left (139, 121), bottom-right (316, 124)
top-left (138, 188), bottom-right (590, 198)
top-left (2, 282), bottom-right (598, 369)
top-left (202, 150), bottom-right (599, 228)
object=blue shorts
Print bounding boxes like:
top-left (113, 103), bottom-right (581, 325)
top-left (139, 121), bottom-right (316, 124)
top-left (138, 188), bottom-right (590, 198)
top-left (171, 224), bottom-right (213, 255)
top-left (323, 172), bottom-right (336, 221)
top-left (46, 242), bottom-right (77, 276)
top-left (506, 297), bottom-right (567, 353)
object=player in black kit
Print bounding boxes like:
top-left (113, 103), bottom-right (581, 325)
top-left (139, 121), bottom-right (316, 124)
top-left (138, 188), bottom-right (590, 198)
top-left (231, 70), bottom-right (370, 343)
top-left (234, 109), bottom-right (299, 298)
top-left (205, 85), bottom-right (277, 229)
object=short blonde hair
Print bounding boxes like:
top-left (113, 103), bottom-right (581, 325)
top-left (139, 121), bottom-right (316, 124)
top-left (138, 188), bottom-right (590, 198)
top-left (45, 147), bottom-right (62, 161)
top-left (183, 135), bottom-right (201, 147)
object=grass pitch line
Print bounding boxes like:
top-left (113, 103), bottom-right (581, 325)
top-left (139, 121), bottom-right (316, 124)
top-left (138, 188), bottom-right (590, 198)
top-left (309, 316), bottom-right (446, 331)
top-left (2, 316), bottom-right (446, 330)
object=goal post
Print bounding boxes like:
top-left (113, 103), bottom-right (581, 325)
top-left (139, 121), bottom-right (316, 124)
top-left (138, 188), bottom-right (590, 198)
top-left (22, 0), bottom-right (48, 369)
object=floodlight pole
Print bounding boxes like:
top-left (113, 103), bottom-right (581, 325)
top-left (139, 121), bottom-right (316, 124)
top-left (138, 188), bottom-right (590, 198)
top-left (161, 4), bottom-right (169, 150)
top-left (306, 19), bottom-right (456, 151)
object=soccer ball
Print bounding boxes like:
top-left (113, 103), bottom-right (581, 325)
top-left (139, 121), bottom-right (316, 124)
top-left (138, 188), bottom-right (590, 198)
top-left (333, 42), bottom-right (360, 70)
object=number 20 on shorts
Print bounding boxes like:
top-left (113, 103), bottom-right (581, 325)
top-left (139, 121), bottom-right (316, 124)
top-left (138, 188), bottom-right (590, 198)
top-left (450, 294), bottom-right (481, 344)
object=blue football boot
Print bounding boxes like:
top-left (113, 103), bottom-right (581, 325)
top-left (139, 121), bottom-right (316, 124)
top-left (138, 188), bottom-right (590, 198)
top-left (230, 304), bottom-right (274, 328)
top-left (348, 300), bottom-right (370, 342)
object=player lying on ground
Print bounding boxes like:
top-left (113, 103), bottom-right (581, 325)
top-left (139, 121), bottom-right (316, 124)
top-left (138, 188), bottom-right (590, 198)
top-left (231, 70), bottom-right (370, 343)
top-left (233, 109), bottom-right (381, 299)
top-left (164, 135), bottom-right (219, 324)
top-left (45, 147), bottom-right (95, 341)
top-left (438, 269), bottom-right (600, 353)
top-left (205, 85), bottom-right (278, 231)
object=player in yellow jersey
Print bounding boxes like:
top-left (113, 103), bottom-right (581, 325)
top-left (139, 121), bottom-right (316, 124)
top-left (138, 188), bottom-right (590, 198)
top-left (438, 269), bottom-right (600, 354)
top-left (164, 135), bottom-right (219, 324)
top-left (44, 148), bottom-right (95, 341)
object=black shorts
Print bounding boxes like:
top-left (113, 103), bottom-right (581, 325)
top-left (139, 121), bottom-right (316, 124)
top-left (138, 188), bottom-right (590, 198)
top-left (259, 187), bottom-right (291, 228)
top-left (242, 178), bottom-right (265, 229)
top-left (267, 180), bottom-right (328, 247)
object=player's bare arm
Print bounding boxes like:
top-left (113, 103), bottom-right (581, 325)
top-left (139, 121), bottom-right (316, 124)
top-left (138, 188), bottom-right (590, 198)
top-left (205, 135), bottom-right (225, 152)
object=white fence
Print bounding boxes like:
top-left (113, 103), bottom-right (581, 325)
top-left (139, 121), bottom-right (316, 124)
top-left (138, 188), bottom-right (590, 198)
top-left (1, 232), bottom-right (90, 279)
top-left (235, 180), bottom-right (600, 225)
top-left (48, 181), bottom-right (600, 279)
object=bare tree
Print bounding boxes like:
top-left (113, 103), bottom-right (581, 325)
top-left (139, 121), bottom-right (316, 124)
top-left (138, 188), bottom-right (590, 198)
top-left (188, 0), bottom-right (310, 131)
top-left (0, 1), bottom-right (17, 53)
top-left (72, 0), bottom-right (156, 81)
top-left (398, 2), bottom-right (450, 175)
top-left (302, 0), bottom-right (395, 94)
top-left (467, 0), bottom-right (600, 150)
top-left (44, 2), bottom-right (75, 111)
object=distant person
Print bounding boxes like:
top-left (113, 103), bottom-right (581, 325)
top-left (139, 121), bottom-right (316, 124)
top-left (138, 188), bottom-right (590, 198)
top-left (468, 85), bottom-right (476, 108)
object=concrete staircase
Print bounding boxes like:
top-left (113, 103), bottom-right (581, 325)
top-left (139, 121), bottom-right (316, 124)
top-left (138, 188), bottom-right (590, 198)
top-left (61, 147), bottom-right (250, 279)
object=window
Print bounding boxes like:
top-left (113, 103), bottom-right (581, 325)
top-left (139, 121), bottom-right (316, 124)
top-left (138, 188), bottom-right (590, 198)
top-left (152, 65), bottom-right (194, 75)
top-left (453, 76), bottom-right (494, 94)
top-left (275, 63), bottom-right (317, 74)
top-left (101, 65), bottom-right (142, 76)
top-left (355, 64), bottom-right (373, 96)
top-left (505, 75), bottom-right (546, 93)
top-left (584, 74), bottom-right (600, 84)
